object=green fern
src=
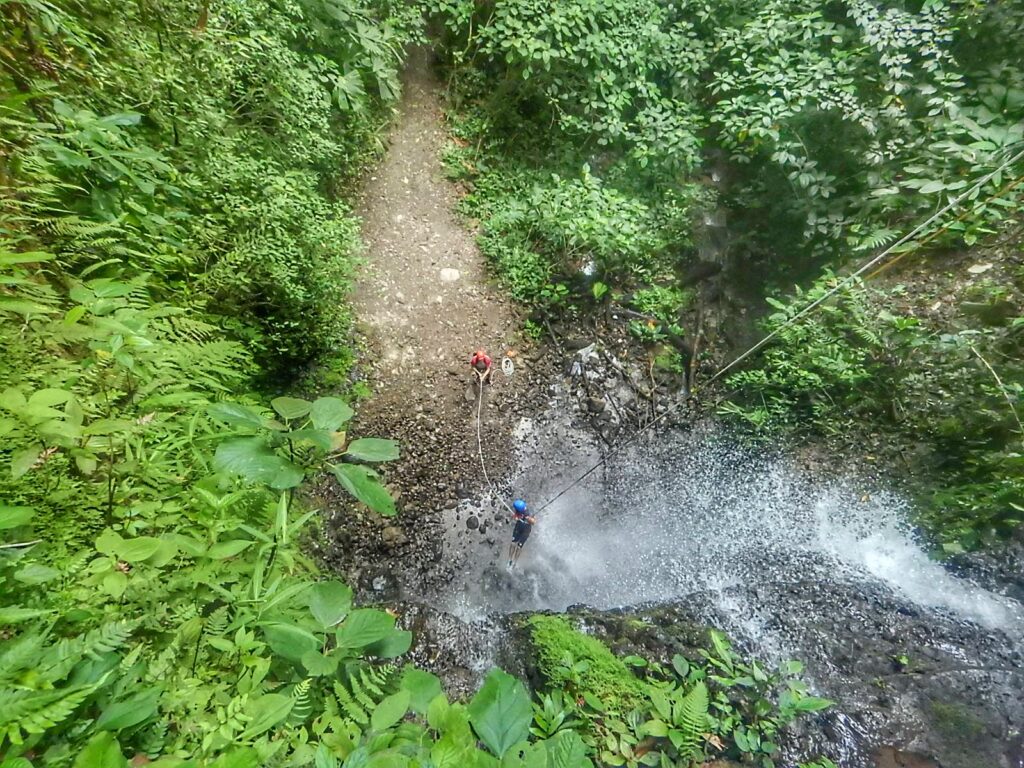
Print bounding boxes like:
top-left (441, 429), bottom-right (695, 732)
top-left (0, 678), bottom-right (104, 746)
top-left (671, 681), bottom-right (709, 761)
top-left (138, 718), bottom-right (168, 758)
top-left (288, 678), bottom-right (314, 726)
top-left (81, 621), bottom-right (135, 658)
top-left (203, 605), bottom-right (230, 637)
top-left (333, 679), bottom-right (369, 725)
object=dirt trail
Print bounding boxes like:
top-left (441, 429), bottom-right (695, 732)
top-left (322, 48), bottom-right (547, 597)
top-left (351, 48), bottom-right (515, 392)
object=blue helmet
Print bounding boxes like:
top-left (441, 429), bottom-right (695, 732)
top-left (513, 499), bottom-right (527, 513)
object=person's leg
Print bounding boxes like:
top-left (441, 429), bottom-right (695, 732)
top-left (510, 542), bottom-right (523, 566)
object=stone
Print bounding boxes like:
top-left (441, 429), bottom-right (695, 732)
top-left (439, 268), bottom-right (461, 282)
top-left (381, 526), bottom-right (406, 548)
top-left (586, 396), bottom-right (606, 413)
top-left (564, 338), bottom-right (593, 351)
top-left (466, 515), bottom-right (479, 530)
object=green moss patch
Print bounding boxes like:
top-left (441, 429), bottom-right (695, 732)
top-left (527, 614), bottom-right (647, 711)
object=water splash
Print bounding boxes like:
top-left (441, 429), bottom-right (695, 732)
top-left (440, 422), bottom-right (1023, 642)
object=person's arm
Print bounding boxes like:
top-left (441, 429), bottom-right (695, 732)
top-left (527, 515), bottom-right (536, 525)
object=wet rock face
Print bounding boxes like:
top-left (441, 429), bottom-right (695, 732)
top-left (395, 582), bottom-right (1021, 768)
top-left (542, 586), bottom-right (1023, 768)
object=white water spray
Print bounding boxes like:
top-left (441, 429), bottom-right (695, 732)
top-left (442, 422), bottom-right (1023, 646)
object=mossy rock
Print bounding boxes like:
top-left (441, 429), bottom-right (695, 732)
top-left (525, 614), bottom-right (648, 711)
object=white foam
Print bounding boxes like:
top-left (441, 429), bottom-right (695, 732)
top-left (441, 426), bottom-right (1024, 640)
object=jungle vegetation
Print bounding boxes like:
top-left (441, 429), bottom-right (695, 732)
top-left (1, 0), bottom-right (1021, 765)
top-left (428, 0), bottom-right (1024, 550)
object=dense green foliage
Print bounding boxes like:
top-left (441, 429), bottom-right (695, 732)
top-left (2, 0), bottom-right (415, 374)
top-left (722, 268), bottom-right (1024, 550)
top-left (527, 616), bottom-right (833, 768)
top-left (432, 0), bottom-right (1024, 274)
top-left (430, 0), bottom-right (1024, 544)
top-left (1, 3), bottom-right (840, 766)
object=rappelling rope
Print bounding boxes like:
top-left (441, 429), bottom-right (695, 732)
top-left (531, 143), bottom-right (1024, 515)
top-left (475, 371), bottom-right (515, 514)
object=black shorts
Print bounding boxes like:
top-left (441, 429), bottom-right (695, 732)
top-left (512, 519), bottom-right (532, 547)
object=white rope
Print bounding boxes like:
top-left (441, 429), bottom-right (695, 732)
top-left (532, 143), bottom-right (1024, 514)
top-left (710, 144), bottom-right (1024, 383)
top-left (475, 370), bottom-right (515, 514)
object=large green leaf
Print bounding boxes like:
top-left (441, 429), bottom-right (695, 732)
top-left (0, 606), bottom-right (53, 623)
top-left (207, 749), bottom-right (260, 768)
top-left (72, 732), bottom-right (125, 768)
top-left (96, 687), bottom-right (161, 731)
top-left (365, 629), bottom-right (412, 659)
top-left (261, 622), bottom-right (320, 662)
top-left (0, 505), bottom-right (34, 529)
top-left (335, 608), bottom-right (395, 649)
top-left (240, 693), bottom-right (294, 740)
top-left (468, 668), bottom-right (532, 758)
top-left (214, 437), bottom-right (304, 489)
top-left (371, 690), bottom-right (410, 731)
top-left (310, 397), bottom-right (354, 431)
top-left (14, 563), bottom-right (61, 585)
top-left (205, 539), bottom-right (254, 559)
top-left (331, 464), bottom-right (396, 516)
top-left (314, 744), bottom-right (339, 768)
top-left (288, 428), bottom-right (334, 451)
top-left (28, 388), bottom-right (72, 407)
top-left (401, 668), bottom-right (442, 714)
top-left (271, 396), bottom-right (312, 421)
top-left (11, 448), bottom-right (40, 479)
top-left (115, 536), bottom-right (162, 562)
top-left (309, 580), bottom-right (353, 628)
top-left (545, 730), bottom-right (592, 768)
top-left (208, 403), bottom-right (266, 430)
top-left (344, 438), bottom-right (399, 462)
top-left (301, 648), bottom-right (340, 677)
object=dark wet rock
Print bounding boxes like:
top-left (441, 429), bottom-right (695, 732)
top-left (466, 515), bottom-right (479, 530)
top-left (681, 260), bottom-right (723, 286)
top-left (586, 396), bottom-right (606, 413)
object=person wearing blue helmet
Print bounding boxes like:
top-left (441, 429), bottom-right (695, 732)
top-left (507, 498), bottom-right (536, 568)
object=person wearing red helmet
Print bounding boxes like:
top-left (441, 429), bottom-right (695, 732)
top-left (470, 348), bottom-right (493, 386)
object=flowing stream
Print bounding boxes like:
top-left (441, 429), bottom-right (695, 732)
top-left (423, 396), bottom-right (1024, 766)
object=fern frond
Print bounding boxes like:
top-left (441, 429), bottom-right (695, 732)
top-left (671, 681), bottom-right (709, 760)
top-left (82, 621), bottom-right (134, 658)
top-left (145, 639), bottom-right (180, 684)
top-left (351, 668), bottom-right (378, 713)
top-left (204, 605), bottom-right (230, 637)
top-left (139, 718), bottom-right (168, 758)
top-left (0, 682), bottom-right (98, 745)
top-left (333, 679), bottom-right (368, 725)
top-left (289, 678), bottom-right (313, 726)
top-left (359, 665), bottom-right (386, 699)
